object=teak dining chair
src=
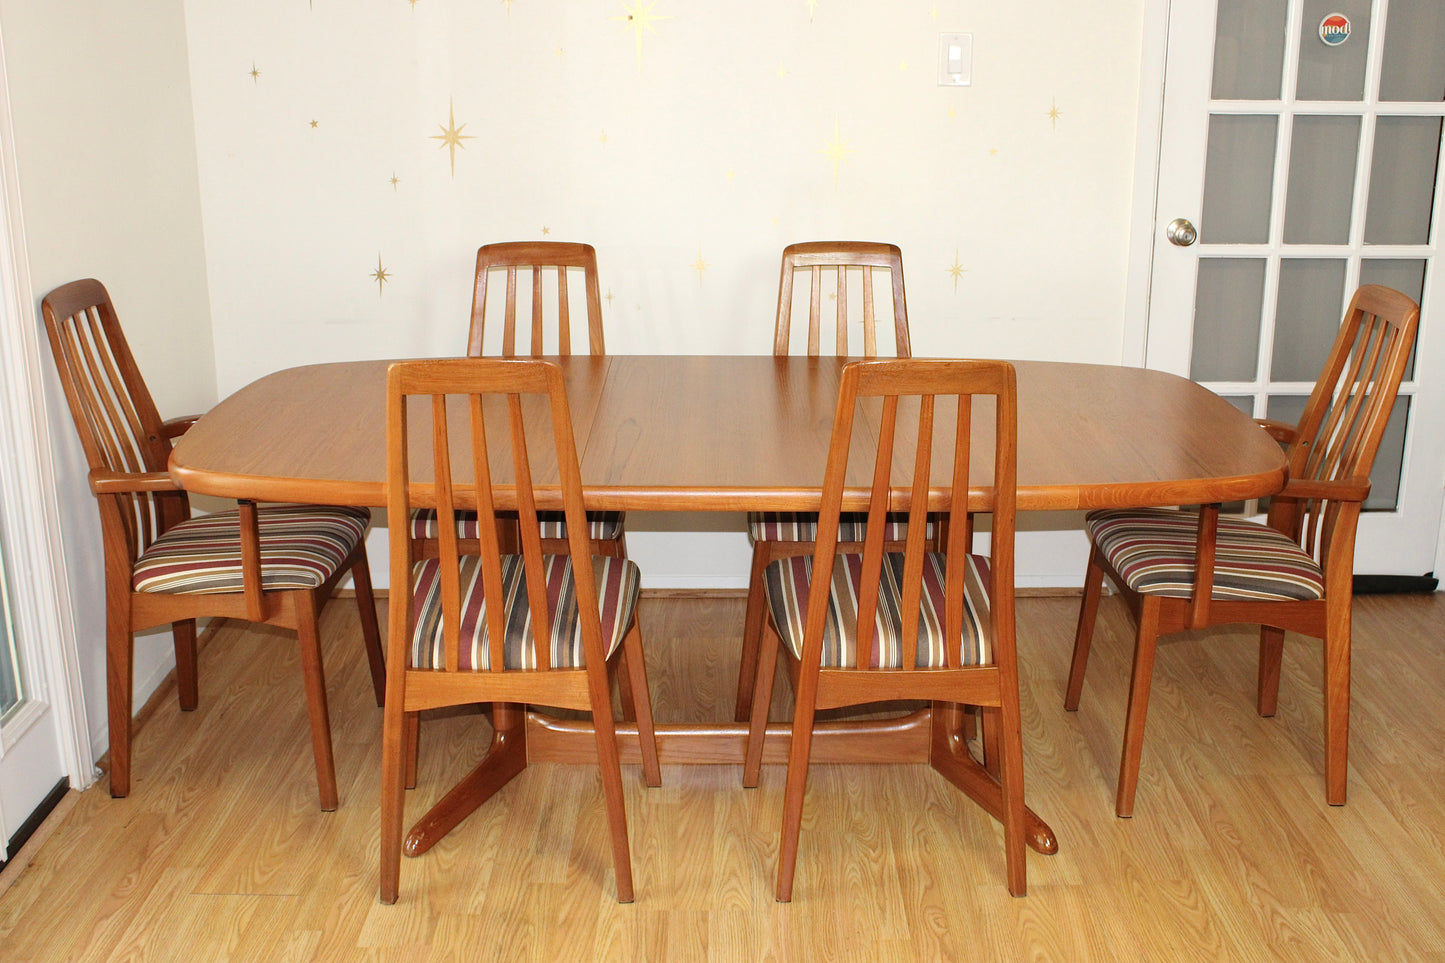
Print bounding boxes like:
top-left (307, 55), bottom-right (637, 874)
top-left (735, 241), bottom-right (925, 723)
top-left (410, 242), bottom-right (625, 559)
top-left (41, 279), bottom-right (384, 811)
top-left (1065, 284), bottom-right (1421, 817)
top-left (743, 358), bottom-right (1028, 898)
top-left (379, 358), bottom-right (660, 905)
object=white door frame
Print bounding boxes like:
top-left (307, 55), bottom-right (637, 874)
top-left (1123, 0), bottom-right (1445, 584)
top-left (0, 21), bottom-right (94, 818)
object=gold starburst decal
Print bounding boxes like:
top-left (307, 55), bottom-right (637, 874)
top-left (389, 172), bottom-right (401, 190)
top-left (806, 0), bottom-right (819, 22)
top-left (371, 255), bottom-right (391, 296)
top-left (691, 246), bottom-right (709, 283)
top-left (1047, 98), bottom-right (1062, 129)
top-left (611, 1), bottom-right (670, 70)
top-left (819, 118), bottom-right (855, 188)
top-left (431, 98), bottom-right (475, 178)
top-left (249, 62), bottom-right (261, 83)
top-left (946, 251), bottom-right (967, 292)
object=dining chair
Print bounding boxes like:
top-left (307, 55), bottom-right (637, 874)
top-left (1065, 284), bottom-right (1421, 817)
top-left (743, 358), bottom-right (1028, 898)
top-left (379, 357), bottom-right (660, 904)
top-left (410, 241), bottom-right (625, 560)
top-left (41, 278), bottom-right (385, 811)
top-left (735, 241), bottom-right (933, 723)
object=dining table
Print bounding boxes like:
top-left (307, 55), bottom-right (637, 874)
top-left (169, 354), bottom-right (1289, 861)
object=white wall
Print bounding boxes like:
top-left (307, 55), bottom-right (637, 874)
top-left (181, 0), bottom-right (1146, 588)
top-left (1, 0), bottom-right (215, 759)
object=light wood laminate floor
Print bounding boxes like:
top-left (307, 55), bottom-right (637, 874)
top-left (2, 591), bottom-right (1443, 961)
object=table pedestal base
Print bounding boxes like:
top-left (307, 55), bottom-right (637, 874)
top-left (404, 704), bottom-right (1058, 858)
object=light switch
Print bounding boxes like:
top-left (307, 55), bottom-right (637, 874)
top-left (939, 33), bottom-right (973, 87)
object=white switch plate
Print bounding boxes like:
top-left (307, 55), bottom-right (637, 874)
top-left (939, 32), bottom-right (973, 87)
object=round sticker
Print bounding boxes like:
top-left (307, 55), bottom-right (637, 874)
top-left (1319, 13), bottom-right (1351, 46)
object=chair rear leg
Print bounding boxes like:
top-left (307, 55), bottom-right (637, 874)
top-left (735, 541), bottom-right (772, 722)
top-left (172, 619), bottom-right (199, 711)
top-left (775, 693), bottom-right (819, 902)
top-left (296, 594), bottom-right (339, 812)
top-left (107, 618), bottom-right (136, 798)
top-left (1256, 625), bottom-right (1285, 717)
top-left (1323, 604), bottom-right (1351, 806)
top-left (379, 698), bottom-right (408, 903)
top-left (1065, 546), bottom-right (1106, 711)
top-left (590, 700), bottom-right (636, 903)
top-left (996, 693), bottom-right (1028, 896)
top-left (1115, 597), bottom-right (1162, 818)
top-left (743, 620), bottom-right (782, 788)
top-left (349, 549), bottom-right (386, 706)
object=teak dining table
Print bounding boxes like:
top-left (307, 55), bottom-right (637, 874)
top-left (170, 354), bottom-right (1288, 861)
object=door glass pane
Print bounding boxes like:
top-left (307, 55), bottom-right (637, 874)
top-left (1212, 0), bottom-right (1288, 100)
top-left (1272, 258), bottom-right (1347, 381)
top-left (1193, 259), bottom-right (1266, 381)
top-left (1201, 115), bottom-right (1278, 243)
top-left (1297, 0), bottom-right (1372, 102)
top-left (1364, 116), bottom-right (1442, 245)
top-left (1266, 395), bottom-right (1408, 512)
top-left (1360, 259), bottom-right (1426, 379)
top-left (1283, 116), bottom-right (1361, 244)
top-left (1379, 0), bottom-right (1445, 103)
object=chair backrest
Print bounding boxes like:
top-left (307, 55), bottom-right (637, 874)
top-left (774, 242), bottom-right (911, 359)
top-left (41, 279), bottom-right (186, 562)
top-left (385, 358), bottom-right (609, 676)
top-left (1276, 283), bottom-right (1420, 562)
top-left (467, 242), bottom-right (605, 358)
top-left (802, 359), bottom-right (1016, 671)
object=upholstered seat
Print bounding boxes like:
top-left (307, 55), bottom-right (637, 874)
top-left (747, 511), bottom-right (932, 545)
top-left (408, 554), bottom-right (641, 671)
top-left (409, 508), bottom-right (624, 544)
top-left (1084, 507), bottom-right (1324, 602)
top-left (134, 505), bottom-right (370, 594)
top-left (762, 552), bottom-right (992, 668)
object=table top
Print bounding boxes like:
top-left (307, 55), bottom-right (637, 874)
top-left (168, 355), bottom-right (1288, 512)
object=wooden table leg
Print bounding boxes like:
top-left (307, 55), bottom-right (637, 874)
top-left (930, 701), bottom-right (1058, 856)
top-left (404, 702), bottom-right (528, 857)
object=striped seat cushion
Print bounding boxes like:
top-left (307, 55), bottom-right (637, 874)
top-left (132, 505), bottom-right (370, 595)
top-left (762, 552), bottom-right (993, 669)
top-left (748, 511), bottom-right (934, 544)
top-left (1086, 508), bottom-right (1324, 602)
top-left (409, 508), bottom-right (625, 542)
top-left (409, 554), bottom-right (641, 671)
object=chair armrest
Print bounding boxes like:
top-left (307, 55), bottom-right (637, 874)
top-left (160, 415), bottom-right (199, 440)
top-left (1276, 476), bottom-right (1371, 503)
top-left (1255, 418), bottom-right (1298, 445)
top-left (88, 468), bottom-right (183, 495)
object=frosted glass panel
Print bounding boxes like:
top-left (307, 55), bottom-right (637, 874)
top-left (1272, 259), bottom-right (1347, 381)
top-left (1201, 115), bottom-right (1278, 243)
top-left (1266, 396), bottom-right (1408, 512)
top-left (1365, 117), bottom-right (1442, 245)
top-left (1283, 116), bottom-right (1360, 244)
top-left (1379, 0), bottom-right (1445, 102)
top-left (1212, 0), bottom-right (1288, 100)
top-left (1297, 0), bottom-right (1372, 101)
top-left (1192, 259), bottom-right (1266, 381)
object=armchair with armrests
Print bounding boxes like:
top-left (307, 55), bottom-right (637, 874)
top-left (1065, 284), bottom-right (1421, 816)
top-left (41, 279), bottom-right (384, 811)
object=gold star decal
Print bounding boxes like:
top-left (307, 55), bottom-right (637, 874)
top-left (947, 251), bottom-right (967, 292)
top-left (431, 98), bottom-right (475, 178)
top-left (1047, 98), bottom-right (1062, 129)
top-left (606, 288), bottom-right (615, 307)
top-left (727, 168), bottom-right (737, 184)
top-left (599, 130), bottom-right (608, 145)
top-left (819, 118), bottom-right (856, 188)
top-left (691, 246), bottom-right (709, 283)
top-left (309, 119), bottom-right (319, 129)
top-left (611, 1), bottom-right (670, 70)
top-left (249, 62), bottom-right (261, 83)
top-left (777, 65), bottom-right (789, 80)
top-left (541, 226), bottom-right (551, 236)
top-left (371, 255), bottom-right (391, 296)
top-left (503, 0), bottom-right (516, 15)
top-left (899, 60), bottom-right (910, 71)
top-left (389, 172), bottom-right (401, 190)
top-left (930, 5), bottom-right (940, 18)
top-left (989, 147), bottom-right (999, 156)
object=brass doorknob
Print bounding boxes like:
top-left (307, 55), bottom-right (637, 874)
top-left (1166, 218), bottom-right (1198, 246)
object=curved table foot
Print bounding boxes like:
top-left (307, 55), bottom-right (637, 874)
top-left (404, 705), bottom-right (527, 858)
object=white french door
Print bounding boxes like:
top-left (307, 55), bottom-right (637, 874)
top-left (1143, 0), bottom-right (1445, 576)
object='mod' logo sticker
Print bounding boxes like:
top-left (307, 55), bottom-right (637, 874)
top-left (1319, 13), bottom-right (1351, 46)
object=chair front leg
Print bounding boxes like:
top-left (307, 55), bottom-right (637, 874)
top-left (734, 540), bottom-right (772, 722)
top-left (1323, 599), bottom-right (1352, 806)
top-left (1115, 596), bottom-right (1163, 818)
top-left (1256, 625), bottom-right (1285, 717)
top-left (349, 548), bottom-right (386, 707)
top-left (108, 611), bottom-right (136, 798)
top-left (296, 592), bottom-right (338, 812)
top-left (742, 619), bottom-right (782, 788)
top-left (620, 620), bottom-right (661, 787)
top-left (379, 697), bottom-right (408, 904)
top-left (172, 619), bottom-right (199, 711)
